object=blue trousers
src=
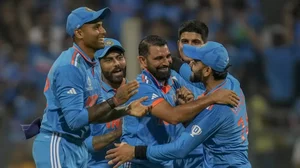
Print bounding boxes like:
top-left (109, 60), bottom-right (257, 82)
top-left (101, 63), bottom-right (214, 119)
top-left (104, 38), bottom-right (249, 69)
top-left (32, 132), bottom-right (88, 168)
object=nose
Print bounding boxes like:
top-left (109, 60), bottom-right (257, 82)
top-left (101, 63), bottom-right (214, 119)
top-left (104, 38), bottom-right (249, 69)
top-left (113, 58), bottom-right (121, 67)
top-left (162, 57), bottom-right (170, 67)
top-left (99, 26), bottom-right (106, 37)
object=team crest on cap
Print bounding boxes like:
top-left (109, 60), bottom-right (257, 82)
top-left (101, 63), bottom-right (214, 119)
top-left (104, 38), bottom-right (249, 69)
top-left (105, 40), bottom-right (114, 46)
top-left (85, 7), bottom-right (94, 12)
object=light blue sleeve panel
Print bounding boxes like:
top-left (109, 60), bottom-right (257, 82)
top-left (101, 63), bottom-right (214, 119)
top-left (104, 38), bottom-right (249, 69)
top-left (54, 65), bottom-right (89, 130)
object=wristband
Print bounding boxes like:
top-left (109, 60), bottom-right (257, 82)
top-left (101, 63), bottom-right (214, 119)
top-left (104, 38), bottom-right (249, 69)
top-left (135, 146), bottom-right (148, 160)
top-left (106, 97), bottom-right (116, 109)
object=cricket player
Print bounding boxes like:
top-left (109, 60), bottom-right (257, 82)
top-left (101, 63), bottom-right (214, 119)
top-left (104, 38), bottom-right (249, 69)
top-left (106, 41), bottom-right (251, 168)
top-left (32, 7), bottom-right (149, 168)
top-left (85, 38), bottom-right (126, 167)
top-left (115, 35), bottom-right (240, 168)
top-left (171, 20), bottom-right (209, 88)
top-left (170, 20), bottom-right (210, 167)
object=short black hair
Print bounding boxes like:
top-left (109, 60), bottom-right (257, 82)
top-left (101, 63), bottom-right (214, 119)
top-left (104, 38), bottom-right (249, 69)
top-left (212, 65), bottom-right (231, 80)
top-left (138, 35), bottom-right (167, 57)
top-left (178, 20), bottom-right (209, 42)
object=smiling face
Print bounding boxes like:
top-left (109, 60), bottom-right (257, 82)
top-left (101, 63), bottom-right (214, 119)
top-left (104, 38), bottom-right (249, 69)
top-left (139, 45), bottom-right (172, 82)
top-left (100, 50), bottom-right (126, 85)
top-left (75, 21), bottom-right (107, 50)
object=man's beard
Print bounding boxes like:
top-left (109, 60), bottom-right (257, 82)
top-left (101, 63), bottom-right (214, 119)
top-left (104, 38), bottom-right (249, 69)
top-left (147, 64), bottom-right (171, 82)
top-left (190, 72), bottom-right (201, 82)
top-left (102, 67), bottom-right (126, 85)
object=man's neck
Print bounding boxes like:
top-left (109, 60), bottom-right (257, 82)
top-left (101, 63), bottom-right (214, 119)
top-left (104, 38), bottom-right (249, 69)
top-left (159, 80), bottom-right (167, 86)
top-left (76, 42), bottom-right (95, 60)
top-left (205, 78), bottom-right (225, 93)
top-left (102, 76), bottom-right (121, 90)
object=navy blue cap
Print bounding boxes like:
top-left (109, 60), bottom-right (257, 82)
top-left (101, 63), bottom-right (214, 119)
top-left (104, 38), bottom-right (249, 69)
top-left (66, 7), bottom-right (111, 36)
top-left (183, 41), bottom-right (229, 72)
top-left (95, 38), bottom-right (125, 59)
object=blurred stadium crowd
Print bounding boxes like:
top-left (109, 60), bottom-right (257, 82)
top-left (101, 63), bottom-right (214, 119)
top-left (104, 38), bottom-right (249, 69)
top-left (0, 0), bottom-right (300, 167)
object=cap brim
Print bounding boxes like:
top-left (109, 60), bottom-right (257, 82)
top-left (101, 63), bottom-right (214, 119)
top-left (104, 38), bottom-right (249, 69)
top-left (96, 45), bottom-right (125, 59)
top-left (86, 7), bottom-right (111, 24)
top-left (183, 44), bottom-right (201, 60)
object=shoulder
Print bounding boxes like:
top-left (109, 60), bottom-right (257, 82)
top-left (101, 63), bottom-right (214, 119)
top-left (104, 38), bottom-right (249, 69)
top-left (201, 104), bottom-right (234, 119)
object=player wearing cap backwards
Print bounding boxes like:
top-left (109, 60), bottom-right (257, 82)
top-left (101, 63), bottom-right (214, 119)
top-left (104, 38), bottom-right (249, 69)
top-left (84, 38), bottom-right (127, 168)
top-left (32, 7), bottom-right (149, 168)
top-left (106, 41), bottom-right (251, 168)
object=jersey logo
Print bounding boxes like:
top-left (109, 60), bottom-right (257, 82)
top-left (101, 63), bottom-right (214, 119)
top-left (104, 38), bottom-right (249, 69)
top-left (171, 76), bottom-right (178, 81)
top-left (67, 88), bottom-right (77, 94)
top-left (86, 76), bottom-right (93, 91)
top-left (190, 125), bottom-right (202, 137)
top-left (151, 93), bottom-right (159, 100)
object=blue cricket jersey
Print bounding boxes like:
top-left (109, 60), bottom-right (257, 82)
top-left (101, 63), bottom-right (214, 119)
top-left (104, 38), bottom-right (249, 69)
top-left (122, 70), bottom-right (186, 168)
top-left (85, 80), bottom-right (122, 168)
top-left (40, 43), bottom-right (103, 143)
top-left (147, 75), bottom-right (251, 168)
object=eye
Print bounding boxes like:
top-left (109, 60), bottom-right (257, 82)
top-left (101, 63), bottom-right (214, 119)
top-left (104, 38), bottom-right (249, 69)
top-left (192, 40), bottom-right (202, 45)
top-left (117, 55), bottom-right (125, 60)
top-left (104, 58), bottom-right (112, 62)
top-left (181, 39), bottom-right (188, 44)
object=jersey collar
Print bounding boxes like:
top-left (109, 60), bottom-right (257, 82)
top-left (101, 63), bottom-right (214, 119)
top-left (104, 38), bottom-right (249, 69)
top-left (142, 69), bottom-right (173, 93)
top-left (73, 43), bottom-right (97, 66)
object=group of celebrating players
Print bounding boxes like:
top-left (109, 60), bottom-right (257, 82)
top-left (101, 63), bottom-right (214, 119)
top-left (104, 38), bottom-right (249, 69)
top-left (24, 6), bottom-right (251, 168)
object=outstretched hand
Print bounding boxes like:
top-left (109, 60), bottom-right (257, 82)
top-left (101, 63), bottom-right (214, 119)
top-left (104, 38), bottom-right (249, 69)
top-left (106, 143), bottom-right (135, 168)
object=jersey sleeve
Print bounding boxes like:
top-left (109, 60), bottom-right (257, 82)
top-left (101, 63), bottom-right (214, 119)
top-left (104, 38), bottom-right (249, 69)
top-left (54, 65), bottom-right (89, 130)
top-left (146, 105), bottom-right (229, 163)
top-left (96, 86), bottom-right (107, 104)
top-left (125, 83), bottom-right (164, 107)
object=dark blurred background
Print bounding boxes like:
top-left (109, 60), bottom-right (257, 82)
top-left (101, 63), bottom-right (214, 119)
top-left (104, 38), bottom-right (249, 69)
top-left (0, 0), bottom-right (299, 167)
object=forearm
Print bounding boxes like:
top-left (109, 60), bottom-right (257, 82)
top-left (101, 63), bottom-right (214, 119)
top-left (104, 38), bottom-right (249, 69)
top-left (174, 95), bottom-right (214, 122)
top-left (135, 135), bottom-right (192, 162)
top-left (96, 105), bottom-right (128, 123)
top-left (92, 129), bottom-right (122, 151)
top-left (156, 95), bottom-right (214, 124)
top-left (88, 97), bottom-right (127, 123)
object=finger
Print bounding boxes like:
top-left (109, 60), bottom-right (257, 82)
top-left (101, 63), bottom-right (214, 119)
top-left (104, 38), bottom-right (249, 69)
top-left (178, 99), bottom-right (185, 104)
top-left (113, 161), bottom-right (125, 168)
top-left (128, 90), bottom-right (138, 97)
top-left (111, 157), bottom-right (122, 166)
top-left (231, 97), bottom-right (239, 107)
top-left (120, 78), bottom-right (126, 86)
top-left (107, 148), bottom-right (117, 155)
top-left (114, 143), bottom-right (121, 147)
top-left (231, 93), bottom-right (240, 102)
top-left (127, 80), bottom-right (139, 88)
top-left (108, 160), bottom-right (114, 165)
top-left (183, 91), bottom-right (191, 98)
top-left (106, 153), bottom-right (116, 160)
top-left (137, 96), bottom-right (148, 103)
top-left (228, 97), bottom-right (238, 107)
top-left (186, 94), bottom-right (194, 100)
top-left (127, 82), bottom-right (139, 91)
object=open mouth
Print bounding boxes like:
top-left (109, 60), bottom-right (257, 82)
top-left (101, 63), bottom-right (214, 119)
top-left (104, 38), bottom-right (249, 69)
top-left (112, 69), bottom-right (123, 75)
top-left (157, 67), bottom-right (169, 73)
